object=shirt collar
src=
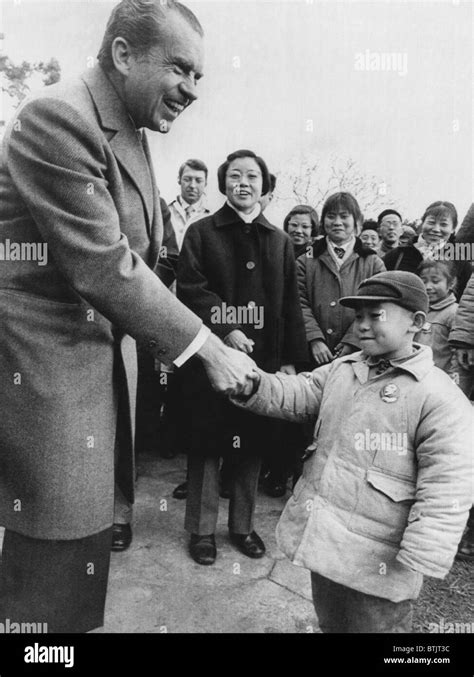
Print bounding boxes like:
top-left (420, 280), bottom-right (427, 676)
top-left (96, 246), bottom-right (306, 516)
top-left (326, 236), bottom-right (356, 266)
top-left (341, 343), bottom-right (434, 383)
top-left (226, 200), bottom-right (262, 224)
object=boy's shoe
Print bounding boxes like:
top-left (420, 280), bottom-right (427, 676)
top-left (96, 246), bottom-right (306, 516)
top-left (189, 534), bottom-right (216, 565)
top-left (229, 531), bottom-right (266, 558)
top-left (456, 531), bottom-right (474, 562)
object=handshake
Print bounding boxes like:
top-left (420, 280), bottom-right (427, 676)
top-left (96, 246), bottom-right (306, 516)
top-left (197, 331), bottom-right (261, 398)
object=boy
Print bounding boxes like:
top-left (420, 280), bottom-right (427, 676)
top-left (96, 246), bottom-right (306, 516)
top-left (233, 271), bottom-right (473, 632)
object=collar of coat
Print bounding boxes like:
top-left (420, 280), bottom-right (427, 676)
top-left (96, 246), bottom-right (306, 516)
top-left (80, 65), bottom-right (157, 233)
top-left (213, 202), bottom-right (276, 231)
top-left (338, 343), bottom-right (434, 382)
top-left (311, 236), bottom-right (376, 259)
top-left (81, 64), bottom-right (133, 133)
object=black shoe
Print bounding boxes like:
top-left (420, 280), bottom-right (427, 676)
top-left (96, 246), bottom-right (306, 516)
top-left (264, 475), bottom-right (287, 498)
top-left (172, 481), bottom-right (188, 500)
top-left (456, 532), bottom-right (474, 562)
top-left (189, 534), bottom-right (216, 565)
top-left (111, 523), bottom-right (132, 552)
top-left (229, 530), bottom-right (266, 558)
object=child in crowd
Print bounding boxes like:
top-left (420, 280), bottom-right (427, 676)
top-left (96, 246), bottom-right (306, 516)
top-left (232, 271), bottom-right (472, 633)
top-left (415, 260), bottom-right (459, 378)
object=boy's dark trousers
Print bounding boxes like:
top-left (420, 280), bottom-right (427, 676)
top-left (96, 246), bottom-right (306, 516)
top-left (311, 573), bottom-right (414, 633)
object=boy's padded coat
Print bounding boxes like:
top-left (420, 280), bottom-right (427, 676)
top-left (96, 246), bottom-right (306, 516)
top-left (234, 345), bottom-right (473, 602)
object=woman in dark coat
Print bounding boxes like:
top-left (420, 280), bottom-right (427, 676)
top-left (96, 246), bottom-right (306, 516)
top-left (177, 150), bottom-right (308, 565)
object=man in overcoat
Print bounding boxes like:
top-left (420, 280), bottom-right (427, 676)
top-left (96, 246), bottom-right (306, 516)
top-left (0, 0), bottom-right (255, 632)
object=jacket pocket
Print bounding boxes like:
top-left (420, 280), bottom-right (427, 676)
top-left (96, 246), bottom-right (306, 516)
top-left (348, 468), bottom-right (416, 546)
top-left (366, 468), bottom-right (416, 502)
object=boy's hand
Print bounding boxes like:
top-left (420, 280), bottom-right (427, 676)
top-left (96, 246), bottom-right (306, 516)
top-left (310, 339), bottom-right (333, 366)
top-left (235, 370), bottom-right (261, 399)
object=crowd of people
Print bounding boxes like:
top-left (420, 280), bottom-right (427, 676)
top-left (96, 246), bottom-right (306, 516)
top-left (0, 0), bottom-right (472, 635)
top-left (135, 155), bottom-right (474, 585)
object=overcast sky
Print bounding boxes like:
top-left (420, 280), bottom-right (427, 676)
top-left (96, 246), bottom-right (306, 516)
top-left (1, 0), bottom-right (472, 224)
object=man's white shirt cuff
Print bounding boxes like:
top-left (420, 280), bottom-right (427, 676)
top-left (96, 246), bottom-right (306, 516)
top-left (173, 324), bottom-right (211, 367)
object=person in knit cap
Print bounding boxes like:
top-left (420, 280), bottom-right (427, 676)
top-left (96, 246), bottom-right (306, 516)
top-left (231, 270), bottom-right (472, 633)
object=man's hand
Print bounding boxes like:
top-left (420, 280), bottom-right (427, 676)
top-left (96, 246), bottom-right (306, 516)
top-left (280, 364), bottom-right (296, 375)
top-left (455, 347), bottom-right (474, 370)
top-left (310, 339), bottom-right (333, 366)
top-left (224, 329), bottom-right (255, 354)
top-left (197, 333), bottom-right (258, 395)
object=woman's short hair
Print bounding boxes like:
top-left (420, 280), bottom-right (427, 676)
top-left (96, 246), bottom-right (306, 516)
top-left (421, 201), bottom-right (458, 230)
top-left (320, 192), bottom-right (363, 235)
top-left (283, 205), bottom-right (320, 238)
top-left (217, 150), bottom-right (271, 196)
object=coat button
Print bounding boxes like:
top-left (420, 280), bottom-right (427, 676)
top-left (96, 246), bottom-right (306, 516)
top-left (330, 301), bottom-right (336, 307)
top-left (327, 328), bottom-right (333, 335)
top-left (248, 301), bottom-right (256, 308)
top-left (246, 261), bottom-right (256, 270)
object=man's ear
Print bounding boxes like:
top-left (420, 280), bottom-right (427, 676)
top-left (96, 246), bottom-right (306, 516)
top-left (111, 37), bottom-right (134, 77)
top-left (410, 311), bottom-right (426, 332)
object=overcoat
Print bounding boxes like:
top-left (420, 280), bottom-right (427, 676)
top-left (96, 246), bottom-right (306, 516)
top-left (177, 203), bottom-right (308, 456)
top-left (297, 237), bottom-right (385, 352)
top-left (0, 65), bottom-right (202, 539)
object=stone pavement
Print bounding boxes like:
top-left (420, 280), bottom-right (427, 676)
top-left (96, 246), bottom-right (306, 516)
top-left (105, 453), bottom-right (318, 633)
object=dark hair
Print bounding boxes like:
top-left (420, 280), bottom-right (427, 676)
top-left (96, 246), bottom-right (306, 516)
top-left (417, 259), bottom-right (456, 287)
top-left (217, 149), bottom-right (271, 196)
top-left (320, 192), bottom-right (363, 235)
top-left (377, 209), bottom-right (402, 226)
top-left (361, 219), bottom-right (379, 233)
top-left (269, 173), bottom-right (277, 193)
top-left (97, 0), bottom-right (203, 73)
top-left (283, 205), bottom-right (320, 238)
top-left (178, 158), bottom-right (208, 180)
top-left (420, 201), bottom-right (458, 231)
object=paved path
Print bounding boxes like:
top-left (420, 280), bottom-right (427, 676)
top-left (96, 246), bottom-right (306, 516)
top-left (105, 453), bottom-right (317, 633)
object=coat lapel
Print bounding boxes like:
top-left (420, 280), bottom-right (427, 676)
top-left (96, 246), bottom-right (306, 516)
top-left (141, 130), bottom-right (163, 268)
top-left (81, 66), bottom-right (154, 232)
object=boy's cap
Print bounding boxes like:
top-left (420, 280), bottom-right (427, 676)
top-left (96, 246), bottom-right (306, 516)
top-left (377, 208), bottom-right (402, 226)
top-left (339, 271), bottom-right (429, 314)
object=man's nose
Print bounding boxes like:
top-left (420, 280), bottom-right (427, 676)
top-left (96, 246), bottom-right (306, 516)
top-left (179, 77), bottom-right (198, 103)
